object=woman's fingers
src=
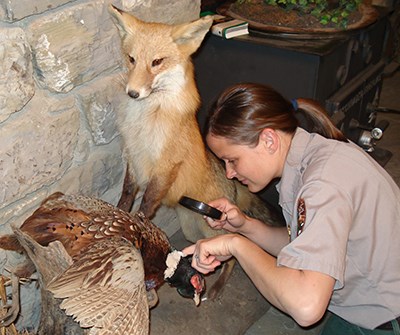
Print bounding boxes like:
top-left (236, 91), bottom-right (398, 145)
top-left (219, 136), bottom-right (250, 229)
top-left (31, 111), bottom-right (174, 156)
top-left (183, 235), bottom-right (235, 274)
top-left (193, 253), bottom-right (221, 274)
top-left (182, 244), bottom-right (195, 256)
top-left (204, 216), bottom-right (223, 229)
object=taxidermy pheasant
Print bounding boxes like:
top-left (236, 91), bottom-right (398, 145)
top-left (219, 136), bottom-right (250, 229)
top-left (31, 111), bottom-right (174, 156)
top-left (0, 192), bottom-right (204, 334)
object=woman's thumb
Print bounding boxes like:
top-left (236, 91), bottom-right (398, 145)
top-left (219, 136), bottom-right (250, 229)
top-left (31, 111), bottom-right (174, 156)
top-left (182, 244), bottom-right (196, 256)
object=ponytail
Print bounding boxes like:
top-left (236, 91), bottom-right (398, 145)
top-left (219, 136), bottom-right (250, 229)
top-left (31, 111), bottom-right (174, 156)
top-left (295, 98), bottom-right (348, 142)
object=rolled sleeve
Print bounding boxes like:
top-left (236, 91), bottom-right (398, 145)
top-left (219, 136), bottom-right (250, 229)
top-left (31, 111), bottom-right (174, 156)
top-left (277, 181), bottom-right (352, 289)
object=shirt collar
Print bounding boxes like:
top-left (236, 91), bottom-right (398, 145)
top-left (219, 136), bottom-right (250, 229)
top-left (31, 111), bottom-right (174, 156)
top-left (278, 128), bottom-right (312, 209)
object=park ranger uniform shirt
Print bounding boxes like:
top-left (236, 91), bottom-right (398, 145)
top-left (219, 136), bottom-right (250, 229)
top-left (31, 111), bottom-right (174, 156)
top-left (276, 127), bottom-right (400, 329)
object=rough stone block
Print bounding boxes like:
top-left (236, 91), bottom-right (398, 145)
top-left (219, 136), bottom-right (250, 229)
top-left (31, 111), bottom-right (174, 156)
top-left (0, 139), bottom-right (124, 227)
top-left (0, 26), bottom-right (35, 122)
top-left (55, 142), bottom-right (125, 204)
top-left (75, 73), bottom-right (124, 145)
top-left (0, 91), bottom-right (79, 210)
top-left (26, 0), bottom-right (123, 93)
top-left (0, 0), bottom-right (72, 22)
top-left (117, 0), bottom-right (201, 24)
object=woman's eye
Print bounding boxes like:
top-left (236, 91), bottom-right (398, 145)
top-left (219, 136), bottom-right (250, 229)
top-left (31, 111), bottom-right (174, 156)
top-left (152, 58), bottom-right (164, 67)
top-left (128, 55), bottom-right (135, 64)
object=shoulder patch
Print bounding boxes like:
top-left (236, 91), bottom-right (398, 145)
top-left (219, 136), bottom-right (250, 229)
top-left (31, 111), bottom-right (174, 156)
top-left (297, 198), bottom-right (306, 236)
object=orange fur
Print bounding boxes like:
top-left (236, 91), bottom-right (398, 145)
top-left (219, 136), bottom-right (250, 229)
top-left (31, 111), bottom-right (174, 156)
top-left (109, 6), bottom-right (282, 243)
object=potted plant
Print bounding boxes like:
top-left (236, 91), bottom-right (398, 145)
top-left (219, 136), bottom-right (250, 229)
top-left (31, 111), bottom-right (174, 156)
top-left (261, 0), bottom-right (362, 28)
top-left (224, 0), bottom-right (378, 33)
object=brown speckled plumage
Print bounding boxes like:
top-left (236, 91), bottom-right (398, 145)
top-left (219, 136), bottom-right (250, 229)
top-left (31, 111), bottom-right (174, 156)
top-left (18, 192), bottom-right (175, 334)
top-left (47, 237), bottom-right (149, 335)
top-left (21, 192), bottom-right (171, 292)
top-left (0, 192), bottom-right (203, 333)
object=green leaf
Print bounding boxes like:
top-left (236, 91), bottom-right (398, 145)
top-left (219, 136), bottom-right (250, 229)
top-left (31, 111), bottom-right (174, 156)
top-left (341, 11), bottom-right (349, 18)
top-left (256, 0), bottom-right (362, 28)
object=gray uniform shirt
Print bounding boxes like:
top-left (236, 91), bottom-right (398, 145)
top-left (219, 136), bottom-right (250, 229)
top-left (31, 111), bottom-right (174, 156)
top-left (276, 128), bottom-right (400, 329)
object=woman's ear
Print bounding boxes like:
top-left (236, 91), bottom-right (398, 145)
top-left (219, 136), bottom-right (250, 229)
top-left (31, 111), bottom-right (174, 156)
top-left (260, 128), bottom-right (278, 154)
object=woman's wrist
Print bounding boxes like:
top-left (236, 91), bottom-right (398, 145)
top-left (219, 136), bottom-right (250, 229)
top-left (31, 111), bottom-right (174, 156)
top-left (228, 233), bottom-right (248, 258)
top-left (237, 215), bottom-right (262, 236)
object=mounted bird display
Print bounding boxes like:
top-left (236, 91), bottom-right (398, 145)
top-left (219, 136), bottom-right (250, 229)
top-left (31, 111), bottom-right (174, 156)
top-left (0, 192), bottom-right (204, 333)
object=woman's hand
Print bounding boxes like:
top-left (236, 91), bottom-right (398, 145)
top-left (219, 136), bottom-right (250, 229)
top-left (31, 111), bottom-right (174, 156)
top-left (205, 198), bottom-right (249, 233)
top-left (182, 234), bottom-right (240, 274)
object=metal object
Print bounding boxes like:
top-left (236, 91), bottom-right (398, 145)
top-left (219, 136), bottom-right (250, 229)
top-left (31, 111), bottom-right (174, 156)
top-left (179, 196), bottom-right (223, 220)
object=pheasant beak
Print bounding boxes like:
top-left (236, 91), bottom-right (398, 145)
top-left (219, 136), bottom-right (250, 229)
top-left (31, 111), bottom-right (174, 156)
top-left (190, 273), bottom-right (205, 306)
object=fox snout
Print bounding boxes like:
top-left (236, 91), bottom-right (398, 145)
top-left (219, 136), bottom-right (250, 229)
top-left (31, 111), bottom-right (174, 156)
top-left (125, 84), bottom-right (152, 100)
top-left (127, 89), bottom-right (140, 99)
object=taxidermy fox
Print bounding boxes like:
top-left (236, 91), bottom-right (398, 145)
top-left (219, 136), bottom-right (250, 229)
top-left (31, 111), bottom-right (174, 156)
top-left (108, 6), bottom-right (281, 245)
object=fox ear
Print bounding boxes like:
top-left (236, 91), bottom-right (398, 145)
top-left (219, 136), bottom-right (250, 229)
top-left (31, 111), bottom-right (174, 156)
top-left (171, 16), bottom-right (213, 55)
top-left (108, 4), bottom-right (140, 38)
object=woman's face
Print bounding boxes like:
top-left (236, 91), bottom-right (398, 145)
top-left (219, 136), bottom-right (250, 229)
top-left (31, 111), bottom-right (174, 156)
top-left (206, 133), bottom-right (279, 193)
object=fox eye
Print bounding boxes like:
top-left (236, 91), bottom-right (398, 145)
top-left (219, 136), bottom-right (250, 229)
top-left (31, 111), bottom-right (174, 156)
top-left (128, 55), bottom-right (135, 64)
top-left (152, 58), bottom-right (164, 67)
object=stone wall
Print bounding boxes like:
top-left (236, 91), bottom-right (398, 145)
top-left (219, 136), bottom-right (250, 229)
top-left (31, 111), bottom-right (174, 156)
top-left (0, 0), bottom-right (200, 331)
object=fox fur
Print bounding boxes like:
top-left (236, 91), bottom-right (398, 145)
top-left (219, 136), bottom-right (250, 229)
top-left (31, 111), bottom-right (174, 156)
top-left (108, 5), bottom-right (282, 244)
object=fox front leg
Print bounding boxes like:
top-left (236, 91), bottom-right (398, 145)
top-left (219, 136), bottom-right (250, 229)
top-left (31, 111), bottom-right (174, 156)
top-left (139, 162), bottom-right (182, 218)
top-left (117, 163), bottom-right (139, 212)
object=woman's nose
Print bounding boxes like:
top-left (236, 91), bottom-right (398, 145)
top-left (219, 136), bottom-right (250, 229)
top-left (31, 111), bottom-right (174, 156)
top-left (225, 166), bottom-right (236, 179)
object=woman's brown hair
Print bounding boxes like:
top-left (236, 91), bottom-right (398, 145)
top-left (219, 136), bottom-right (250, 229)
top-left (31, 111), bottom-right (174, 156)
top-left (205, 83), bottom-right (347, 146)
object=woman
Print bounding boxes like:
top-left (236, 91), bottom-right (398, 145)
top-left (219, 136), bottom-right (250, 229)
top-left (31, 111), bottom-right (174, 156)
top-left (183, 83), bottom-right (400, 334)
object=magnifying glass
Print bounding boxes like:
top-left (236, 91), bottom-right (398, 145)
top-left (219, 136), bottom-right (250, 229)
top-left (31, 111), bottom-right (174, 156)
top-left (179, 196), bottom-right (223, 220)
